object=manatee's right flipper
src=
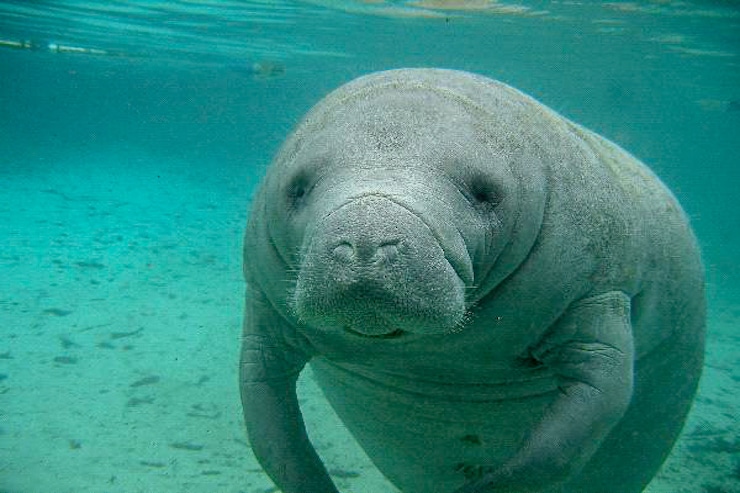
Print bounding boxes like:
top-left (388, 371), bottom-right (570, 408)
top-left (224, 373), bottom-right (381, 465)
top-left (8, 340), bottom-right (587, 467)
top-left (240, 288), bottom-right (339, 493)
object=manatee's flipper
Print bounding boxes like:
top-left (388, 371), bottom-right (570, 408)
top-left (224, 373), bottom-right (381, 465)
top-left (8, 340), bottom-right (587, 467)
top-left (240, 289), bottom-right (339, 493)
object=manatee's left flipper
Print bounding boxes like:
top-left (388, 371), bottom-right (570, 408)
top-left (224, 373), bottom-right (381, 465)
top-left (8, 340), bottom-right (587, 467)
top-left (453, 291), bottom-right (635, 493)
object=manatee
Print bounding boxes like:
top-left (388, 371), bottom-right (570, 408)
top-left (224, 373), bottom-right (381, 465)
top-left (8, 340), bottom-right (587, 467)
top-left (239, 68), bottom-right (705, 493)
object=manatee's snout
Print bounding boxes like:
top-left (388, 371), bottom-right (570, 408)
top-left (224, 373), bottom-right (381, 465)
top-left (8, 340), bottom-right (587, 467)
top-left (293, 195), bottom-right (468, 337)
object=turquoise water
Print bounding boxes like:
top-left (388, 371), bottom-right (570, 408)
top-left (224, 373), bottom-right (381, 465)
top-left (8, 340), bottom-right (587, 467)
top-left (0, 1), bottom-right (738, 492)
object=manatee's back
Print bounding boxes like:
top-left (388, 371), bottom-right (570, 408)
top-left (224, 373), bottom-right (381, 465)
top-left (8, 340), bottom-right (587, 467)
top-left (557, 123), bottom-right (705, 492)
top-left (571, 122), bottom-right (704, 352)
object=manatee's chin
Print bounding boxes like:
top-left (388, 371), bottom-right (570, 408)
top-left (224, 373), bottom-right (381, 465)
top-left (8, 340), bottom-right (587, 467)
top-left (294, 299), bottom-right (466, 338)
top-left (292, 272), bottom-right (468, 338)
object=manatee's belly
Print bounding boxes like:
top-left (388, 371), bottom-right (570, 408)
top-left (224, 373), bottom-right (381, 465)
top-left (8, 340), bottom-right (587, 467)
top-left (310, 357), bottom-right (560, 493)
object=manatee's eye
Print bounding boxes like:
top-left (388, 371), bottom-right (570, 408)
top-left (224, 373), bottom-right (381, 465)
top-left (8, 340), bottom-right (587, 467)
top-left (286, 170), bottom-right (312, 209)
top-left (466, 174), bottom-right (502, 210)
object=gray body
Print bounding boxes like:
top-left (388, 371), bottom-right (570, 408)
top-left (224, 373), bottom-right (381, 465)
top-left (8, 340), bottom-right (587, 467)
top-left (240, 69), bottom-right (705, 493)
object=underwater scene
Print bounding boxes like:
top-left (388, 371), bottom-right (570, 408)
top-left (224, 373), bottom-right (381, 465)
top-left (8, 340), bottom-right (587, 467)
top-left (0, 1), bottom-right (738, 492)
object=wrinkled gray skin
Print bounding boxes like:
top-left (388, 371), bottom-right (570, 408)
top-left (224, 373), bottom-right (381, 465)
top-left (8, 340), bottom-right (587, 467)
top-left (240, 69), bottom-right (705, 493)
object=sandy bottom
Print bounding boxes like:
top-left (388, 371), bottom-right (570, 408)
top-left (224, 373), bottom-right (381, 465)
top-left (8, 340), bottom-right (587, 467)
top-left (1, 153), bottom-right (738, 492)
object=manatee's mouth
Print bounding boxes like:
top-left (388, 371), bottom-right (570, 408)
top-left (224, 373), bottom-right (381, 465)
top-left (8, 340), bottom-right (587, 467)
top-left (343, 327), bottom-right (406, 339)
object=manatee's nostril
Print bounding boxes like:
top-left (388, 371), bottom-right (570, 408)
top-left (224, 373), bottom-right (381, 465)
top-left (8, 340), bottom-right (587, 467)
top-left (332, 241), bottom-right (355, 261)
top-left (374, 239), bottom-right (401, 264)
top-left (378, 239), bottom-right (401, 248)
top-left (331, 238), bottom-right (402, 264)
